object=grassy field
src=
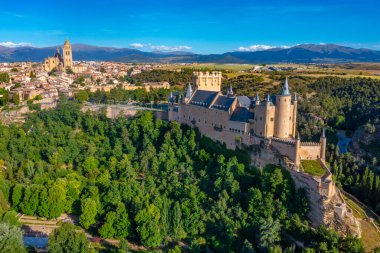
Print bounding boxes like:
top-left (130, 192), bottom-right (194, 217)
top-left (160, 63), bottom-right (380, 80)
top-left (342, 192), bottom-right (380, 252)
top-left (161, 63), bottom-right (255, 71)
top-left (301, 160), bottom-right (326, 177)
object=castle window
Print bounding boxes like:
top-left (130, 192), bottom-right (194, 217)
top-left (285, 99), bottom-right (286, 102)
top-left (270, 117), bottom-right (274, 121)
top-left (289, 116), bottom-right (291, 120)
top-left (260, 117), bottom-right (262, 121)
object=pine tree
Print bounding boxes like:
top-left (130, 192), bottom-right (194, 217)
top-left (172, 201), bottom-right (185, 241)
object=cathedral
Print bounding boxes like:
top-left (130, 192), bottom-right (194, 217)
top-left (43, 39), bottom-right (73, 72)
top-left (167, 71), bottom-right (326, 169)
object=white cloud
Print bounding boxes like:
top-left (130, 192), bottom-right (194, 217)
top-left (236, 44), bottom-right (291, 52)
top-left (129, 43), bottom-right (144, 49)
top-left (0, 41), bottom-right (33, 48)
top-left (128, 43), bottom-right (191, 51)
top-left (150, 44), bottom-right (192, 51)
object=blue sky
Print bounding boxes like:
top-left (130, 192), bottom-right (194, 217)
top-left (1, 0), bottom-right (379, 53)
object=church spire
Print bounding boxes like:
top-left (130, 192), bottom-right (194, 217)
top-left (280, 76), bottom-right (291, 96)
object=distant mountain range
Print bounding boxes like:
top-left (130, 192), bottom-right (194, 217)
top-left (1, 43), bottom-right (380, 63)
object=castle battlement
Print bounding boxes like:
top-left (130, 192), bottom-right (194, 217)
top-left (271, 137), bottom-right (296, 145)
top-left (301, 142), bottom-right (321, 146)
top-left (192, 71), bottom-right (222, 92)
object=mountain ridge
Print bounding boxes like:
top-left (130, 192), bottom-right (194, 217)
top-left (1, 43), bottom-right (380, 63)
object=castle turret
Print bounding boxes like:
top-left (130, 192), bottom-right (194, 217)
top-left (295, 132), bottom-right (301, 167)
top-left (227, 85), bottom-right (234, 97)
top-left (255, 93), bottom-right (260, 105)
top-left (266, 94), bottom-right (271, 106)
top-left (274, 77), bottom-right (292, 139)
top-left (320, 128), bottom-right (327, 161)
top-left (63, 38), bottom-right (73, 69)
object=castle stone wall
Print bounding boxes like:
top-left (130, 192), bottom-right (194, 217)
top-left (299, 143), bottom-right (322, 160)
top-left (271, 138), bottom-right (297, 162)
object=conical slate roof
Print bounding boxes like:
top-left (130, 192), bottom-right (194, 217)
top-left (280, 77), bottom-right (291, 96)
top-left (185, 83), bottom-right (193, 98)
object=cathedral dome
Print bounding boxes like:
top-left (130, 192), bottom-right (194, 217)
top-left (54, 48), bottom-right (64, 64)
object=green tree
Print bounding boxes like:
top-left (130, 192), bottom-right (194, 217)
top-left (13, 93), bottom-right (20, 105)
top-left (258, 217), bottom-right (281, 250)
top-left (172, 201), bottom-right (186, 241)
top-left (37, 187), bottom-right (49, 217)
top-left (114, 203), bottom-right (131, 238)
top-left (0, 73), bottom-right (10, 83)
top-left (2, 211), bottom-right (21, 227)
top-left (338, 235), bottom-right (364, 253)
top-left (0, 222), bottom-right (26, 253)
top-left (48, 222), bottom-right (89, 253)
top-left (240, 239), bottom-right (255, 253)
top-left (135, 203), bottom-right (163, 248)
top-left (74, 90), bottom-right (89, 103)
top-left (118, 238), bottom-right (131, 253)
top-left (48, 183), bottom-right (67, 219)
top-left (79, 198), bottom-right (97, 229)
top-left (11, 184), bottom-right (23, 209)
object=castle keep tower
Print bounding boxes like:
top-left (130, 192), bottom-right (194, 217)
top-left (274, 77), bottom-right (294, 139)
top-left (63, 38), bottom-right (73, 69)
top-left (193, 71), bottom-right (222, 92)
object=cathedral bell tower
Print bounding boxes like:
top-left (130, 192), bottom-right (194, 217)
top-left (62, 38), bottom-right (73, 69)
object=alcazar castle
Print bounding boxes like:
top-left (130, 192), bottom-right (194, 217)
top-left (168, 71), bottom-right (326, 167)
top-left (159, 71), bottom-right (361, 236)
